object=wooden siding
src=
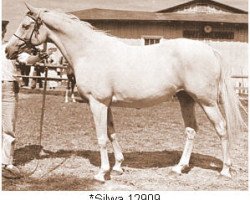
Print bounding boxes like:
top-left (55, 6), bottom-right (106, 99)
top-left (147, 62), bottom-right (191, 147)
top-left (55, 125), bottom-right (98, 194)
top-left (88, 20), bottom-right (248, 42)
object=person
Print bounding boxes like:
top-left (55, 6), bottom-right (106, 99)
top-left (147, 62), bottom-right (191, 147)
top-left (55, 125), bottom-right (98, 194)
top-left (2, 20), bottom-right (21, 179)
top-left (16, 49), bottom-right (48, 89)
top-left (47, 48), bottom-right (59, 89)
top-left (2, 20), bottom-right (48, 179)
top-left (31, 62), bottom-right (45, 89)
top-left (17, 52), bottom-right (31, 87)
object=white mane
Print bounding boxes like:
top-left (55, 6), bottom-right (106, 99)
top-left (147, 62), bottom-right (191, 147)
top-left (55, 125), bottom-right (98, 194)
top-left (49, 9), bottom-right (119, 40)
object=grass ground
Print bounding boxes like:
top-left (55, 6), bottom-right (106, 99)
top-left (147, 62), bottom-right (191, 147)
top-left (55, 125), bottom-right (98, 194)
top-left (2, 89), bottom-right (248, 191)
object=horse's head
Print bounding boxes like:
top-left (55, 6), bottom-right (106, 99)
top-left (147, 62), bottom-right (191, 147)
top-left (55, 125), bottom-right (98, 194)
top-left (5, 3), bottom-right (49, 59)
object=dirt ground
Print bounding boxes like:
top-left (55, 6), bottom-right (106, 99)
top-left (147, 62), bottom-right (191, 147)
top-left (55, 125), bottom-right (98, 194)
top-left (2, 89), bottom-right (248, 191)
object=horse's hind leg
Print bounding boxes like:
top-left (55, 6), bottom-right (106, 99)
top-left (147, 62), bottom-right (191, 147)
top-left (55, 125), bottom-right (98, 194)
top-left (65, 80), bottom-right (69, 103)
top-left (71, 82), bottom-right (76, 103)
top-left (172, 91), bottom-right (197, 174)
top-left (70, 76), bottom-right (76, 103)
top-left (107, 107), bottom-right (124, 175)
top-left (200, 103), bottom-right (232, 178)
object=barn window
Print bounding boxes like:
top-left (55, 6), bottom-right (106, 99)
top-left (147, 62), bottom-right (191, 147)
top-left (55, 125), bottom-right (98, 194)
top-left (142, 36), bottom-right (162, 45)
top-left (183, 30), bottom-right (234, 40)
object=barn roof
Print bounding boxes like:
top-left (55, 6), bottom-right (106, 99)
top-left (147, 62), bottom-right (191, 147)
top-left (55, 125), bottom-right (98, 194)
top-left (157, 0), bottom-right (248, 14)
top-left (70, 8), bottom-right (248, 24)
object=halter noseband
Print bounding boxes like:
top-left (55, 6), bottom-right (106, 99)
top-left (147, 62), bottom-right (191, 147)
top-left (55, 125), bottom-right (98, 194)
top-left (13, 12), bottom-right (43, 51)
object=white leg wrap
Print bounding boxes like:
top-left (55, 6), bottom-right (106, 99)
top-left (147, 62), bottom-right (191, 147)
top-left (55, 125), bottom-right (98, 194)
top-left (109, 134), bottom-right (124, 174)
top-left (71, 93), bottom-right (76, 103)
top-left (220, 138), bottom-right (232, 178)
top-left (179, 127), bottom-right (196, 165)
top-left (172, 127), bottom-right (196, 174)
top-left (65, 90), bottom-right (69, 103)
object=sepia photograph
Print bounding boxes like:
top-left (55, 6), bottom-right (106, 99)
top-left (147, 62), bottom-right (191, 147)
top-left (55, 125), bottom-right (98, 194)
top-left (1, 0), bottom-right (248, 195)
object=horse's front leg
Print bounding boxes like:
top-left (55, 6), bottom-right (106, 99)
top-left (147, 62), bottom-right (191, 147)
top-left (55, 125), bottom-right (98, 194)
top-left (107, 107), bottom-right (124, 175)
top-left (89, 96), bottom-right (110, 182)
top-left (71, 83), bottom-right (76, 103)
top-left (65, 80), bottom-right (70, 103)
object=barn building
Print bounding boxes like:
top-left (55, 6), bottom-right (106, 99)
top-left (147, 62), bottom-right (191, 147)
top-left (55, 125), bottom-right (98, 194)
top-left (70, 0), bottom-right (248, 44)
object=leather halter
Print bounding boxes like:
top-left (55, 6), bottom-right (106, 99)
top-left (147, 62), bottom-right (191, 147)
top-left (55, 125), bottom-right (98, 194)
top-left (13, 12), bottom-right (43, 50)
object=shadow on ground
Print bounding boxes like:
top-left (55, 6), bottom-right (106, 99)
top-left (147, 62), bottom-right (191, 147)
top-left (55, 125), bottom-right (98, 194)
top-left (14, 144), bottom-right (222, 173)
top-left (2, 175), bottom-right (102, 191)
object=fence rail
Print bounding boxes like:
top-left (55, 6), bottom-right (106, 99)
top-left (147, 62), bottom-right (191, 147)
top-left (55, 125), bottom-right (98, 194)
top-left (231, 75), bottom-right (248, 100)
top-left (16, 75), bottom-right (68, 81)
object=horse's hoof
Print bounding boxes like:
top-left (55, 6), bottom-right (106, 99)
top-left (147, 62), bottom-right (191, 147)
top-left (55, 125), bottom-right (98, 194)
top-left (171, 165), bottom-right (183, 174)
top-left (219, 171), bottom-right (232, 179)
top-left (169, 169), bottom-right (182, 176)
top-left (39, 149), bottom-right (49, 157)
top-left (111, 169), bottom-right (124, 176)
top-left (94, 174), bottom-right (106, 183)
top-left (94, 171), bottom-right (111, 183)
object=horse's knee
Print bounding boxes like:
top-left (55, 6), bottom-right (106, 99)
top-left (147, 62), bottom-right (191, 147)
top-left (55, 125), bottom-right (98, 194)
top-left (97, 137), bottom-right (109, 148)
top-left (185, 127), bottom-right (196, 140)
top-left (109, 132), bottom-right (119, 142)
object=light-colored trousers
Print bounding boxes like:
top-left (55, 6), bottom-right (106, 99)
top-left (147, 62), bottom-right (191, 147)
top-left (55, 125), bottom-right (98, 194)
top-left (2, 82), bottom-right (18, 165)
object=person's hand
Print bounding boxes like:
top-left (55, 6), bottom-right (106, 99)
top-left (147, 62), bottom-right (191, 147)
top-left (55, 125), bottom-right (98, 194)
top-left (47, 50), bottom-right (53, 56)
top-left (38, 52), bottom-right (49, 59)
top-left (16, 58), bottom-right (26, 65)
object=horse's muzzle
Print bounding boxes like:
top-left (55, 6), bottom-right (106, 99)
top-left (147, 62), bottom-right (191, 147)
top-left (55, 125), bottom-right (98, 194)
top-left (5, 46), bottom-right (19, 60)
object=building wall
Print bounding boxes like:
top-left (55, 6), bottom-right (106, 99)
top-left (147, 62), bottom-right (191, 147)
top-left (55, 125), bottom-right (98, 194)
top-left (87, 20), bottom-right (248, 42)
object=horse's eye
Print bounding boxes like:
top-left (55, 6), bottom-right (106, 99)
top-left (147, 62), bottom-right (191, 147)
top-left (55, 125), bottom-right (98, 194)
top-left (22, 24), bottom-right (30, 30)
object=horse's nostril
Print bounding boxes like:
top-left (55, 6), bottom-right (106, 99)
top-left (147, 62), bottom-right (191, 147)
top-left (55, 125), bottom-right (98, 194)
top-left (5, 48), bottom-right (9, 58)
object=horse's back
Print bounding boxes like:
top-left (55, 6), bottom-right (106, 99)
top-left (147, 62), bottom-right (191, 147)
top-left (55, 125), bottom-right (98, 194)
top-left (76, 38), bottom-right (221, 106)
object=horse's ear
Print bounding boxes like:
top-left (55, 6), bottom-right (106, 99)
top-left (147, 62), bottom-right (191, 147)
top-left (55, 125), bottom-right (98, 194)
top-left (24, 2), bottom-right (40, 15)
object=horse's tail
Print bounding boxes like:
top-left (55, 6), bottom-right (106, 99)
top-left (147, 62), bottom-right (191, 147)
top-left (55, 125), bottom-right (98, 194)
top-left (214, 50), bottom-right (246, 145)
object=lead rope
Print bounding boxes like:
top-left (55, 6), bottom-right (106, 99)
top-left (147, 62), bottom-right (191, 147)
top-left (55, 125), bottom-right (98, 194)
top-left (36, 59), bottom-right (68, 179)
top-left (19, 58), bottom-right (48, 179)
top-left (20, 58), bottom-right (68, 179)
top-left (39, 58), bottom-right (48, 153)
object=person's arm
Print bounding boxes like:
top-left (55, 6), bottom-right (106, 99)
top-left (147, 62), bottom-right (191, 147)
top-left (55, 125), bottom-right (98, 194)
top-left (16, 52), bottom-right (30, 64)
top-left (27, 52), bottom-right (49, 65)
top-left (26, 55), bottom-right (42, 65)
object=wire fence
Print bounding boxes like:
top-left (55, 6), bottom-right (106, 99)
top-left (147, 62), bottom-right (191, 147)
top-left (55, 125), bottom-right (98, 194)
top-left (231, 75), bottom-right (248, 101)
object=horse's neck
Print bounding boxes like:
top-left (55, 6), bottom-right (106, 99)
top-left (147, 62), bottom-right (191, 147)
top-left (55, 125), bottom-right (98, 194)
top-left (46, 33), bottom-right (71, 65)
top-left (46, 21), bottom-right (114, 67)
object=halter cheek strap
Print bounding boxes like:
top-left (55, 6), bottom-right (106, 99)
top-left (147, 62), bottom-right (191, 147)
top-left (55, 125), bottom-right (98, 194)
top-left (13, 11), bottom-right (43, 50)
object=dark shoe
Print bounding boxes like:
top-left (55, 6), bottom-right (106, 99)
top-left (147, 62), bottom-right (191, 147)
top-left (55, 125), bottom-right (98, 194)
top-left (2, 164), bottom-right (21, 179)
